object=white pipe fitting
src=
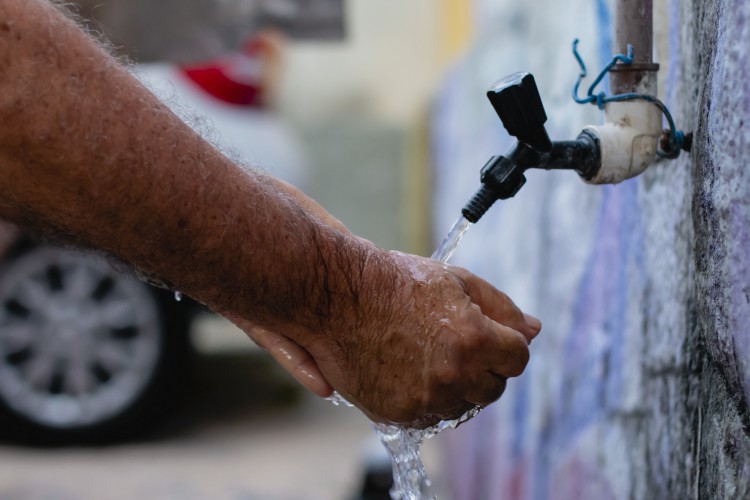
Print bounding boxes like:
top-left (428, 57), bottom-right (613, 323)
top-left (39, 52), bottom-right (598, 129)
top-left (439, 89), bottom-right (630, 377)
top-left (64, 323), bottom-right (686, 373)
top-left (583, 99), bottom-right (662, 184)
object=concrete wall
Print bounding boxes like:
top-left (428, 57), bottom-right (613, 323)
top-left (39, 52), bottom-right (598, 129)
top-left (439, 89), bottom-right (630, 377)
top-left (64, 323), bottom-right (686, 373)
top-left (431, 0), bottom-right (750, 498)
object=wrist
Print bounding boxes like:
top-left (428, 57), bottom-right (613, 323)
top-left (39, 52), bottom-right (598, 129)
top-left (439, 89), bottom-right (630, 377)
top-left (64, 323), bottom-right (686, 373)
top-left (320, 244), bottom-right (413, 342)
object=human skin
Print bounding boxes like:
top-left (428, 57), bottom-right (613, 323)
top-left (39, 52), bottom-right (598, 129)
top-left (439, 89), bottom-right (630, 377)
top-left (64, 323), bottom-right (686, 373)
top-left (0, 0), bottom-right (541, 427)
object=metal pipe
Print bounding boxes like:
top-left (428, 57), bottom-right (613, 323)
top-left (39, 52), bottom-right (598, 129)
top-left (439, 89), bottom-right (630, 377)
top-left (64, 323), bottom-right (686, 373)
top-left (610, 0), bottom-right (659, 94)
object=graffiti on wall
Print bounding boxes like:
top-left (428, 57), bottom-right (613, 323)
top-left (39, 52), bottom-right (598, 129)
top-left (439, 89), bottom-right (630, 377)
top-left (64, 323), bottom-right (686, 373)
top-left (432, 0), bottom-right (750, 497)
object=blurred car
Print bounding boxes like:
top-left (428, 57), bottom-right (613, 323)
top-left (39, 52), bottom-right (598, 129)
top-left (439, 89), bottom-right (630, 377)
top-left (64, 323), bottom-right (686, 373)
top-left (0, 34), bottom-right (308, 444)
top-left (0, 222), bottom-right (193, 443)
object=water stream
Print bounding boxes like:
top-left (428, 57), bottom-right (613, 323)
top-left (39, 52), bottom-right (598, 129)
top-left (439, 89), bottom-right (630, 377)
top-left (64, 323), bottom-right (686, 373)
top-left (330, 216), bottom-right (475, 500)
top-left (431, 216), bottom-right (472, 263)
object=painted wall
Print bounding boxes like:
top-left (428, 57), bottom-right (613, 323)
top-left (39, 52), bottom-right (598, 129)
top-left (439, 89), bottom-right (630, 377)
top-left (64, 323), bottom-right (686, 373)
top-left (431, 0), bottom-right (750, 498)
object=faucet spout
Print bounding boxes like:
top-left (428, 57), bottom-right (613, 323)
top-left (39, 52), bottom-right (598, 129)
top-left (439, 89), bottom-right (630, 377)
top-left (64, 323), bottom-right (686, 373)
top-left (461, 144), bottom-right (532, 223)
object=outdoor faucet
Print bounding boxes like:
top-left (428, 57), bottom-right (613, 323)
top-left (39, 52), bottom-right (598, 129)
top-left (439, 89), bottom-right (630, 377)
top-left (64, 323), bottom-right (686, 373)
top-left (462, 72), bottom-right (599, 223)
top-left (461, 68), bottom-right (690, 224)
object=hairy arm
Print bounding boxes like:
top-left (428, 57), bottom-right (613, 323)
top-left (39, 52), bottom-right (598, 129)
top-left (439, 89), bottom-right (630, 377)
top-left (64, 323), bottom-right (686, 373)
top-left (0, 0), bottom-right (540, 427)
top-left (0, 0), bottom-right (363, 325)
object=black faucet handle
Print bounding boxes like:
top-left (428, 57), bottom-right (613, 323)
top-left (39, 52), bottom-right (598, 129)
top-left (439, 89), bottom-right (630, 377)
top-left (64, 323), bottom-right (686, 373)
top-left (487, 72), bottom-right (552, 152)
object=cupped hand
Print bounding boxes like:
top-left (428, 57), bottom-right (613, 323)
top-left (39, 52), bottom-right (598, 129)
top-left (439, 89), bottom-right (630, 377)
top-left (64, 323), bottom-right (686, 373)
top-left (230, 248), bottom-right (540, 428)
top-left (303, 251), bottom-right (540, 427)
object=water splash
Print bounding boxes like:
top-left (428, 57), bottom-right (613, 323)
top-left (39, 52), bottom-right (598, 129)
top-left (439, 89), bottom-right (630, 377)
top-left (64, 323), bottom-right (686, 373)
top-left (331, 215), bottom-right (476, 499)
top-left (373, 406), bottom-right (480, 500)
top-left (373, 423), bottom-right (433, 499)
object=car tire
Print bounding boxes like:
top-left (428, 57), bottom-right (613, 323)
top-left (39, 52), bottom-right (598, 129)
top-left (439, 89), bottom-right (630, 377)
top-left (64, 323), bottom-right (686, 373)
top-left (0, 242), bottom-right (189, 445)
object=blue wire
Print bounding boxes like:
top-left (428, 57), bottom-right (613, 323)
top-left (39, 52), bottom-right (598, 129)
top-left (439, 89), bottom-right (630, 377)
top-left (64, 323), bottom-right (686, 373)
top-left (571, 39), bottom-right (685, 158)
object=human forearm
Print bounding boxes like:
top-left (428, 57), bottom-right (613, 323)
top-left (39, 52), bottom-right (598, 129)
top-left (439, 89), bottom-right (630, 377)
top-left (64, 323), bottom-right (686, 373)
top-left (0, 0), bottom-right (374, 336)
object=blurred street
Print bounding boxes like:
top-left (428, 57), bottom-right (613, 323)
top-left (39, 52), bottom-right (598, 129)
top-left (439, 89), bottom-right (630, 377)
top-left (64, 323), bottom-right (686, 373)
top-left (0, 326), bottom-right (411, 500)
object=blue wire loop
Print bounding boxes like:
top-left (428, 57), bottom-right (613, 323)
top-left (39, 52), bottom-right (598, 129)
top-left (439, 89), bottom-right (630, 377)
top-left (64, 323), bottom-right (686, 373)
top-left (571, 39), bottom-right (684, 159)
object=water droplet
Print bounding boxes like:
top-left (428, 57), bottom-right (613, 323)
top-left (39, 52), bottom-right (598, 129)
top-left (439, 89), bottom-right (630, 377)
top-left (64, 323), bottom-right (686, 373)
top-left (325, 391), bottom-right (354, 407)
top-left (174, 291), bottom-right (182, 302)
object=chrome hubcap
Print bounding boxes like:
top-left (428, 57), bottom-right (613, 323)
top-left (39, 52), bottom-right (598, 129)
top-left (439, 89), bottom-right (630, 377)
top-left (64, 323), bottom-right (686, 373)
top-left (0, 248), bottom-right (161, 428)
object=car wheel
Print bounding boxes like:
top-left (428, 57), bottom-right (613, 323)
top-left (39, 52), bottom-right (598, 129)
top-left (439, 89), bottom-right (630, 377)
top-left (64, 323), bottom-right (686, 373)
top-left (0, 243), bottom-right (189, 444)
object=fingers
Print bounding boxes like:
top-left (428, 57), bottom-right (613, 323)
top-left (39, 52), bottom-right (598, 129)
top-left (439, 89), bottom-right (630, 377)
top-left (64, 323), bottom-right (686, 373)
top-left (252, 327), bottom-right (334, 398)
top-left (438, 326), bottom-right (522, 417)
top-left (221, 313), bottom-right (334, 398)
top-left (464, 372), bottom-right (508, 407)
top-left (495, 325), bottom-right (531, 377)
top-left (419, 314), bottom-right (528, 423)
top-left (435, 309), bottom-right (528, 389)
top-left (451, 266), bottom-right (542, 343)
top-left (523, 313), bottom-right (542, 336)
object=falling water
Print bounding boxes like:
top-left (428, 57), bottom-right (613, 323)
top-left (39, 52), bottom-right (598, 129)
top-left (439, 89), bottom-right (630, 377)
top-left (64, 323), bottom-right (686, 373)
top-left (431, 216), bottom-right (472, 263)
top-left (376, 215), bottom-right (475, 499)
top-left (331, 215), bottom-right (476, 500)
top-left (372, 405), bottom-right (480, 500)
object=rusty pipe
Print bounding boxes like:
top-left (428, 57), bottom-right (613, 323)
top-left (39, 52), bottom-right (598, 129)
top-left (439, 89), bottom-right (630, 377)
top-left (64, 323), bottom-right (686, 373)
top-left (610, 0), bottom-right (659, 94)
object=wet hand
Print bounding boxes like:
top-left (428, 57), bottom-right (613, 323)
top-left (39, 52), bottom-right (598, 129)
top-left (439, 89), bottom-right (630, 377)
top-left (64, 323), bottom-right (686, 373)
top-left (304, 251), bottom-right (541, 428)
top-left (224, 248), bottom-right (540, 429)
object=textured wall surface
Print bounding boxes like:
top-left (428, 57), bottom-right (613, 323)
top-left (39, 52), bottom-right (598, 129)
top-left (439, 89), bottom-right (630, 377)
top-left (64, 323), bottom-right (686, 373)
top-left (431, 0), bottom-right (750, 498)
